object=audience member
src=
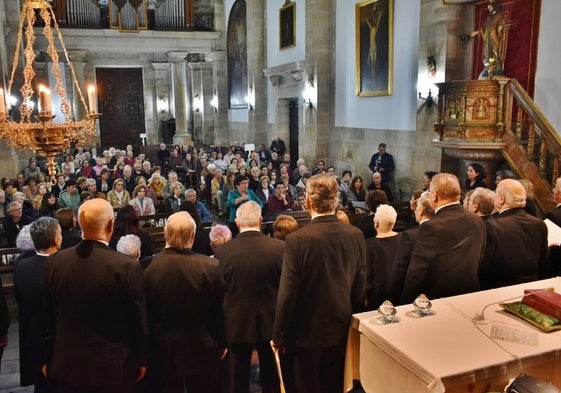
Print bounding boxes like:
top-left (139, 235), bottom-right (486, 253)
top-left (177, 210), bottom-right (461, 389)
top-left (422, 171), bottom-right (438, 191)
top-left (270, 137), bottom-right (286, 156)
top-left (15, 224), bottom-right (36, 260)
top-left (185, 188), bottom-right (212, 222)
top-left (273, 174), bottom-right (366, 393)
top-left (267, 182), bottom-right (292, 218)
top-left (272, 214), bottom-right (299, 241)
top-left (366, 171), bottom-right (393, 202)
top-left (226, 175), bottom-right (263, 235)
top-left (129, 184), bottom-right (156, 216)
top-left (54, 208), bottom-right (82, 250)
top-left (215, 201), bottom-right (284, 393)
top-left (480, 179), bottom-right (548, 289)
top-left (14, 217), bottom-right (61, 392)
top-left (43, 199), bottom-right (147, 393)
top-left (4, 201), bottom-right (33, 247)
top-left (109, 205), bottom-right (153, 260)
top-left (57, 179), bottom-right (81, 211)
top-left (107, 178), bottom-right (131, 211)
top-left (144, 211), bottom-right (226, 393)
top-left (518, 179), bottom-right (538, 217)
top-left (404, 190), bottom-right (423, 229)
top-left (96, 168), bottom-right (113, 194)
top-left (336, 209), bottom-right (350, 224)
top-left (494, 169), bottom-right (515, 188)
top-left (465, 162), bottom-right (487, 191)
top-left (401, 173), bottom-right (486, 303)
top-left (346, 175), bottom-right (367, 205)
top-left (368, 143), bottom-right (394, 185)
top-left (339, 170), bottom-right (352, 206)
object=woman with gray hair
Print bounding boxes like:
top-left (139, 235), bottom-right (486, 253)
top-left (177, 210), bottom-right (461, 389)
top-left (365, 204), bottom-right (401, 309)
top-left (116, 234), bottom-right (142, 261)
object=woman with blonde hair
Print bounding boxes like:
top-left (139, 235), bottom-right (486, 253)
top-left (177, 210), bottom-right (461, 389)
top-left (32, 182), bottom-right (50, 210)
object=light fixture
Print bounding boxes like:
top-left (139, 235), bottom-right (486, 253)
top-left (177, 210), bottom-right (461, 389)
top-left (418, 89), bottom-right (434, 108)
top-left (210, 94), bottom-right (218, 112)
top-left (0, 0), bottom-right (100, 178)
top-left (246, 85), bottom-right (255, 111)
top-left (193, 95), bottom-right (202, 112)
top-left (302, 74), bottom-right (315, 109)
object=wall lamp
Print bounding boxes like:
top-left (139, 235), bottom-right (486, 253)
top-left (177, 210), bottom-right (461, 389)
top-left (418, 89), bottom-right (434, 108)
top-left (210, 94), bottom-right (218, 112)
top-left (302, 75), bottom-right (315, 109)
top-left (193, 94), bottom-right (202, 112)
top-left (246, 85), bottom-right (255, 111)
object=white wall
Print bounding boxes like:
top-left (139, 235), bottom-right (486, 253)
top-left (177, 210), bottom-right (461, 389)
top-left (335, 0), bottom-right (420, 131)
top-left (534, 0), bottom-right (561, 133)
top-left (265, 0), bottom-right (306, 67)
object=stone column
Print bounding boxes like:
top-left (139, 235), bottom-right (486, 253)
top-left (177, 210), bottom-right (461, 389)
top-left (189, 61), bottom-right (214, 146)
top-left (303, 0), bottom-right (335, 161)
top-left (67, 50), bottom-right (88, 121)
top-left (152, 62), bottom-right (172, 144)
top-left (206, 51), bottom-right (228, 146)
top-left (246, 0), bottom-right (267, 145)
top-left (167, 51), bottom-right (192, 145)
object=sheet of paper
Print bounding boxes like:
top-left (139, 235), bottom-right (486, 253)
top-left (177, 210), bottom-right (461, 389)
top-left (490, 325), bottom-right (538, 346)
top-left (544, 218), bottom-right (561, 247)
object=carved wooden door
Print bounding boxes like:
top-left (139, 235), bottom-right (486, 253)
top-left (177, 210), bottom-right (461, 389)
top-left (96, 67), bottom-right (145, 150)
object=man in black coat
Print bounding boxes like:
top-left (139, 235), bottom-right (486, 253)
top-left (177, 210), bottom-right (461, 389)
top-left (481, 179), bottom-right (548, 289)
top-left (144, 211), bottom-right (227, 393)
top-left (215, 201), bottom-right (284, 393)
top-left (401, 173), bottom-right (486, 304)
top-left (273, 174), bottom-right (366, 393)
top-left (14, 217), bottom-right (61, 392)
top-left (43, 199), bottom-right (147, 393)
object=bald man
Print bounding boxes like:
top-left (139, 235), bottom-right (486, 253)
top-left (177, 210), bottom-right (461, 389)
top-left (43, 199), bottom-right (147, 393)
top-left (401, 173), bottom-right (486, 303)
top-left (480, 179), bottom-right (548, 289)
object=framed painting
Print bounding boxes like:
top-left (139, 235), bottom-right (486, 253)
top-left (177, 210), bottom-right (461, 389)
top-left (355, 0), bottom-right (393, 96)
top-left (279, 1), bottom-right (296, 49)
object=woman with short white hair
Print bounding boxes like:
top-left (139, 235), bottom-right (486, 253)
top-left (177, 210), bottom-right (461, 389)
top-left (365, 204), bottom-right (401, 310)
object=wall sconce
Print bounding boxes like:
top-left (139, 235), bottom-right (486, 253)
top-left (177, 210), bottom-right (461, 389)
top-left (210, 94), bottom-right (218, 112)
top-left (193, 94), bottom-right (202, 113)
top-left (246, 86), bottom-right (255, 111)
top-left (418, 89), bottom-right (434, 108)
top-left (157, 96), bottom-right (168, 113)
top-left (302, 75), bottom-right (315, 109)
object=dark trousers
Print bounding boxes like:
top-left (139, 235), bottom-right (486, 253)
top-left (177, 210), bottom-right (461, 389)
top-left (229, 342), bottom-right (279, 393)
top-left (145, 368), bottom-right (221, 393)
top-left (56, 381), bottom-right (136, 393)
top-left (292, 344), bottom-right (346, 393)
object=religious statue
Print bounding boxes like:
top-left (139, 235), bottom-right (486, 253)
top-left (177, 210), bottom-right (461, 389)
top-left (471, 0), bottom-right (507, 78)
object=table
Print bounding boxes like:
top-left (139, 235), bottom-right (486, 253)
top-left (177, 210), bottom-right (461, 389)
top-left (344, 277), bottom-right (561, 393)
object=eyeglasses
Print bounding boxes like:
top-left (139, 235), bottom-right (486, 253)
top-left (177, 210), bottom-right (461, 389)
top-left (240, 181), bottom-right (249, 185)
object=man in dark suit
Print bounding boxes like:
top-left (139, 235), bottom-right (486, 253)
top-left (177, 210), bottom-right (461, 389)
top-left (0, 273), bottom-right (9, 375)
top-left (14, 217), bottom-right (61, 392)
top-left (144, 211), bottom-right (227, 393)
top-left (480, 179), bottom-right (548, 289)
top-left (401, 173), bottom-right (486, 304)
top-left (272, 174), bottom-right (366, 393)
top-left (390, 191), bottom-right (434, 305)
top-left (215, 201), bottom-right (284, 393)
top-left (43, 199), bottom-right (147, 393)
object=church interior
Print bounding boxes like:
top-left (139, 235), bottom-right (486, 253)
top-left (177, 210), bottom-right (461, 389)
top-left (0, 0), bottom-right (559, 205)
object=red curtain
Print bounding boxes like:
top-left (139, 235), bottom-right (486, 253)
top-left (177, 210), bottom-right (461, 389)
top-left (471, 0), bottom-right (541, 97)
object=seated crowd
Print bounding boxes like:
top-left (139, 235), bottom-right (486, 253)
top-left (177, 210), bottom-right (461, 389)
top-left (1, 140), bottom-right (560, 393)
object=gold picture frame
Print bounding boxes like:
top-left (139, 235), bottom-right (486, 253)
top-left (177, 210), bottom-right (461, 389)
top-left (279, 1), bottom-right (296, 49)
top-left (355, 0), bottom-right (393, 96)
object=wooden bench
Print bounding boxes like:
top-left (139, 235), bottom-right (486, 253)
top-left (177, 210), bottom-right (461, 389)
top-left (0, 247), bottom-right (21, 294)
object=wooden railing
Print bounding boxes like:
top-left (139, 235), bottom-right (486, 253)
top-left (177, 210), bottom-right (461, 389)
top-left (501, 79), bottom-right (561, 214)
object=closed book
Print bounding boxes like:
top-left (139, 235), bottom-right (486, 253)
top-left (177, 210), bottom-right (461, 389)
top-left (522, 288), bottom-right (561, 320)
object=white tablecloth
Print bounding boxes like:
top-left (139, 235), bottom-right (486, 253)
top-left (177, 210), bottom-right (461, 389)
top-left (345, 277), bottom-right (561, 393)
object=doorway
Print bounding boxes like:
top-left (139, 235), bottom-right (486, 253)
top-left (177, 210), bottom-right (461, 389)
top-left (288, 99), bottom-right (299, 167)
top-left (96, 68), bottom-right (146, 151)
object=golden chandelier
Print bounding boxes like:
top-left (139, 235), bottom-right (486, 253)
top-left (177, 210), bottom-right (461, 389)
top-left (0, 0), bottom-right (100, 177)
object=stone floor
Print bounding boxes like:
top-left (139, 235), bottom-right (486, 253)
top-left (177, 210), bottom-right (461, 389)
top-left (0, 322), bottom-right (33, 393)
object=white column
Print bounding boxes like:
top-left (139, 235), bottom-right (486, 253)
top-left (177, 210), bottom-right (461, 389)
top-left (167, 51), bottom-right (191, 145)
top-left (67, 50), bottom-right (88, 121)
